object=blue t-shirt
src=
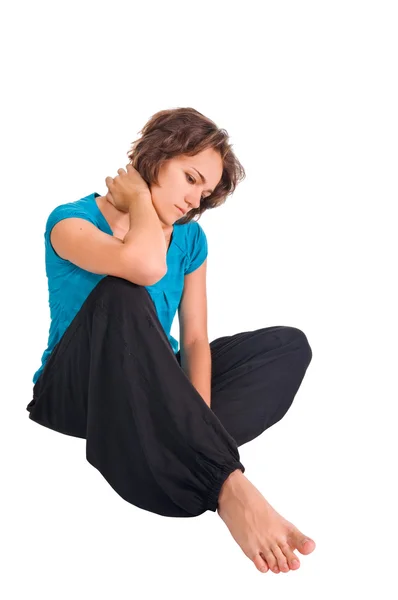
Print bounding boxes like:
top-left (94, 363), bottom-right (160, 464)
top-left (32, 192), bottom-right (208, 384)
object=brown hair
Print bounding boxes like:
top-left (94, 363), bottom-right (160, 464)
top-left (126, 107), bottom-right (246, 224)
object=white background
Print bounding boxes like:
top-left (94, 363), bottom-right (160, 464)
top-left (1, 0), bottom-right (397, 598)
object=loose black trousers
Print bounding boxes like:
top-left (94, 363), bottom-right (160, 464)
top-left (27, 276), bottom-right (312, 518)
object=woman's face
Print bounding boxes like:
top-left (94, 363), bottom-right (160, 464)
top-left (149, 147), bottom-right (223, 229)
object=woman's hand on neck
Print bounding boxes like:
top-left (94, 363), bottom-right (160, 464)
top-left (101, 194), bottom-right (172, 238)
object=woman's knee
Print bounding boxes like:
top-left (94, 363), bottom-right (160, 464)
top-left (287, 326), bottom-right (313, 363)
top-left (92, 275), bottom-right (150, 312)
top-left (269, 326), bottom-right (312, 364)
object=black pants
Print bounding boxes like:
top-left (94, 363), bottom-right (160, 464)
top-left (27, 276), bottom-right (312, 518)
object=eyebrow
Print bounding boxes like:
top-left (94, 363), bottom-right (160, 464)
top-left (192, 167), bottom-right (214, 194)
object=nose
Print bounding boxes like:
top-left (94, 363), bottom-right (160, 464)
top-left (186, 192), bottom-right (202, 210)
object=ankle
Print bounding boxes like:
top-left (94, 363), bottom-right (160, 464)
top-left (218, 468), bottom-right (244, 507)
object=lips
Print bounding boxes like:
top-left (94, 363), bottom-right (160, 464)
top-left (175, 205), bottom-right (185, 215)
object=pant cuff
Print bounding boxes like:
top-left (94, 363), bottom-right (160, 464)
top-left (205, 461), bottom-right (246, 513)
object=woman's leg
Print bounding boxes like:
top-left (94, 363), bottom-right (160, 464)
top-left (176, 326), bottom-right (312, 448)
top-left (27, 276), bottom-right (245, 518)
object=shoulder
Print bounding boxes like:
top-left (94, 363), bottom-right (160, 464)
top-left (182, 220), bottom-right (208, 275)
top-left (182, 220), bottom-right (207, 244)
top-left (45, 195), bottom-right (97, 234)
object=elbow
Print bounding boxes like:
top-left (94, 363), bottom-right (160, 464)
top-left (144, 262), bottom-right (167, 286)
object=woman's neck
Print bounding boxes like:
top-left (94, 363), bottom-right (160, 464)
top-left (96, 195), bottom-right (172, 238)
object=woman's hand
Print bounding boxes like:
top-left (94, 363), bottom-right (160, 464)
top-left (105, 164), bottom-right (152, 212)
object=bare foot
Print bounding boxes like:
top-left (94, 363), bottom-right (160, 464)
top-left (217, 469), bottom-right (316, 574)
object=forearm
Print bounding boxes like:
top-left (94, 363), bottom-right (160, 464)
top-left (180, 339), bottom-right (212, 408)
top-left (123, 193), bottom-right (167, 272)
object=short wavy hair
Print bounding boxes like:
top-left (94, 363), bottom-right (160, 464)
top-left (126, 107), bottom-right (246, 224)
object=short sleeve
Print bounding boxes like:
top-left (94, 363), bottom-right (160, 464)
top-left (45, 203), bottom-right (97, 261)
top-left (185, 221), bottom-right (208, 275)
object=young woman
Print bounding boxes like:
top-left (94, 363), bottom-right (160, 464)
top-left (27, 107), bottom-right (315, 575)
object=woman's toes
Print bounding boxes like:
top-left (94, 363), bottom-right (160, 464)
top-left (254, 553), bottom-right (269, 573)
top-left (298, 537), bottom-right (316, 555)
top-left (262, 549), bottom-right (280, 573)
top-left (272, 545), bottom-right (290, 572)
top-left (290, 530), bottom-right (316, 555)
top-left (280, 543), bottom-right (300, 570)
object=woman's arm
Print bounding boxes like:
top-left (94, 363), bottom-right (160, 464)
top-left (180, 340), bottom-right (212, 408)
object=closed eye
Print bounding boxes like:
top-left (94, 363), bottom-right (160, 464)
top-left (186, 173), bottom-right (207, 201)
